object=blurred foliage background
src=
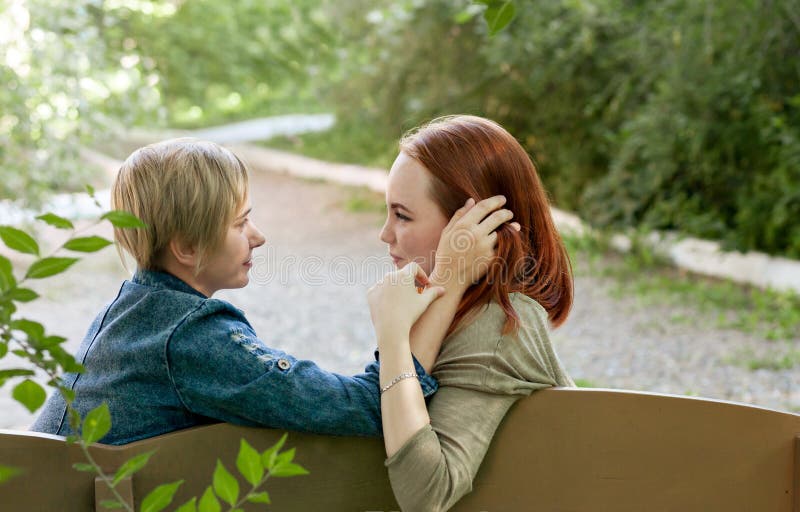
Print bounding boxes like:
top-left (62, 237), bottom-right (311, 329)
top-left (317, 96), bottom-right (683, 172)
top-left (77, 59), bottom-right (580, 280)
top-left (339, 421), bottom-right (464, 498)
top-left (2, 0), bottom-right (799, 257)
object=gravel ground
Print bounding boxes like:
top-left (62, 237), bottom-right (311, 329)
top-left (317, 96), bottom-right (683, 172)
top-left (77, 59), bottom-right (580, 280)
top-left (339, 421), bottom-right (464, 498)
top-left (2, 156), bottom-right (798, 431)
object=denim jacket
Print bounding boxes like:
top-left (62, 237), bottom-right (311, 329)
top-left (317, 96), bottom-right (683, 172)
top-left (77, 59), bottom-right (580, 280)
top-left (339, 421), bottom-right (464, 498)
top-left (31, 270), bottom-right (437, 445)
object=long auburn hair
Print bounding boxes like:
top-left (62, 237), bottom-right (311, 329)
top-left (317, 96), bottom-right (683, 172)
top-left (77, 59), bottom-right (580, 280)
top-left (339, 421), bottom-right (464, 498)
top-left (400, 115), bottom-right (573, 334)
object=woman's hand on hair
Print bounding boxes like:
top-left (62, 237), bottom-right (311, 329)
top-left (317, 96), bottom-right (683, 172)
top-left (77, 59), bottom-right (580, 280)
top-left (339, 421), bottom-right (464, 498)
top-left (432, 195), bottom-right (519, 293)
top-left (368, 262), bottom-right (445, 347)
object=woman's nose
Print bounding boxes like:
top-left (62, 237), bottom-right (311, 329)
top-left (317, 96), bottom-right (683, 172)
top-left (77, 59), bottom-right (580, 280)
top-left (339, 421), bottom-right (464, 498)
top-left (379, 219), bottom-right (393, 244)
top-left (249, 223), bottom-right (266, 248)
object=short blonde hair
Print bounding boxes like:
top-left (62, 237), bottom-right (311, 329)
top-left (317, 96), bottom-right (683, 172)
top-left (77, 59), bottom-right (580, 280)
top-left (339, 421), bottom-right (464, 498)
top-left (111, 138), bottom-right (249, 272)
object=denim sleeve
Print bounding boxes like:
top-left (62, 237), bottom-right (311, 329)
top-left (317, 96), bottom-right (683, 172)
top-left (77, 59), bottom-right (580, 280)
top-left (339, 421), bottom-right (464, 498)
top-left (166, 300), bottom-right (437, 437)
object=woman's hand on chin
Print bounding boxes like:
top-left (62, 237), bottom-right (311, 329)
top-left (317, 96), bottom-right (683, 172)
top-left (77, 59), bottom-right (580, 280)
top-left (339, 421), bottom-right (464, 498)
top-left (368, 262), bottom-right (445, 346)
top-left (432, 195), bottom-right (520, 292)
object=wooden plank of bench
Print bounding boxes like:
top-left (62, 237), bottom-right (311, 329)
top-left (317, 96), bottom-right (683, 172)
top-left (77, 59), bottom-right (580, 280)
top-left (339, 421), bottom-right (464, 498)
top-left (794, 434), bottom-right (800, 512)
top-left (458, 388), bottom-right (800, 512)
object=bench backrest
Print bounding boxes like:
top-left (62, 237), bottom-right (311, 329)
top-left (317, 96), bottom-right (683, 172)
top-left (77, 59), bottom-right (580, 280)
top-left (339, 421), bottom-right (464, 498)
top-left (1, 388), bottom-right (798, 511)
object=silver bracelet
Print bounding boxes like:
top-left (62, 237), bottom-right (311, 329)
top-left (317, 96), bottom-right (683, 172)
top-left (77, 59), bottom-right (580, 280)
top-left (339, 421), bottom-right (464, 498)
top-left (380, 372), bottom-right (418, 395)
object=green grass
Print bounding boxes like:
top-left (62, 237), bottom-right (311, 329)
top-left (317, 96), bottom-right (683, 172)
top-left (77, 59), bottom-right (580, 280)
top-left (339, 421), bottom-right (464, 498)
top-left (342, 188), bottom-right (387, 215)
top-left (259, 118), bottom-right (399, 170)
top-left (725, 346), bottom-right (800, 371)
top-left (564, 232), bottom-right (800, 347)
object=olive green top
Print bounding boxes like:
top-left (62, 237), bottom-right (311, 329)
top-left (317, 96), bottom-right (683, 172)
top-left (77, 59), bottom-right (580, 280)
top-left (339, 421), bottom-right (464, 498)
top-left (385, 292), bottom-right (574, 512)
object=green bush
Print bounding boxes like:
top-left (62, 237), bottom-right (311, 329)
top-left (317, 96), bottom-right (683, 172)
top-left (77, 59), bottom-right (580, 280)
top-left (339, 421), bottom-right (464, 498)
top-left (322, 0), bottom-right (800, 257)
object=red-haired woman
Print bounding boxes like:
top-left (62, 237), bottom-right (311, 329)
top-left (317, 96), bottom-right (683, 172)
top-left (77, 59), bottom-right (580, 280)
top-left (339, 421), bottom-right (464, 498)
top-left (368, 115), bottom-right (575, 511)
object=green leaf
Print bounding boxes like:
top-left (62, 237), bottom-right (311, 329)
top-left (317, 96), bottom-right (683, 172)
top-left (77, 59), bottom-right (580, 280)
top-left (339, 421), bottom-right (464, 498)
top-left (73, 462), bottom-right (97, 473)
top-left (100, 500), bottom-right (125, 510)
top-left (274, 447), bottom-right (295, 466)
top-left (236, 439), bottom-right (263, 486)
top-left (0, 464), bottom-right (23, 483)
top-left (36, 213), bottom-right (74, 230)
top-left (10, 318), bottom-right (45, 341)
top-left (139, 480), bottom-right (183, 512)
top-left (113, 450), bottom-right (157, 486)
top-left (59, 387), bottom-right (76, 403)
top-left (0, 226), bottom-right (39, 256)
top-left (173, 498), bottom-right (197, 512)
top-left (246, 491), bottom-right (270, 504)
top-left (198, 486), bottom-right (220, 512)
top-left (261, 433), bottom-right (288, 469)
top-left (86, 184), bottom-right (96, 197)
top-left (6, 287), bottom-right (38, 302)
top-left (212, 460), bottom-right (239, 506)
top-left (12, 379), bottom-right (46, 413)
top-left (101, 211), bottom-right (147, 229)
top-left (271, 462), bottom-right (309, 478)
top-left (0, 369), bottom-right (35, 386)
top-left (25, 257), bottom-right (79, 279)
top-left (0, 255), bottom-right (16, 291)
top-left (82, 402), bottom-right (111, 444)
top-left (484, 1), bottom-right (515, 36)
top-left (0, 341), bottom-right (8, 358)
top-left (64, 236), bottom-right (113, 253)
top-left (41, 335), bottom-right (67, 348)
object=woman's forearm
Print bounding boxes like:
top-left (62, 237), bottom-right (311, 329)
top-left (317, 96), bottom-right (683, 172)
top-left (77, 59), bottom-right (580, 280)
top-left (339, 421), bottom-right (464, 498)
top-left (379, 338), bottom-right (431, 457)
top-left (408, 276), bottom-right (463, 373)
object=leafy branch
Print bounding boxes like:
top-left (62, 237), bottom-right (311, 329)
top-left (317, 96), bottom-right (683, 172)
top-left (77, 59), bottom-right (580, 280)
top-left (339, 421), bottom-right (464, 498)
top-left (0, 193), bottom-right (307, 510)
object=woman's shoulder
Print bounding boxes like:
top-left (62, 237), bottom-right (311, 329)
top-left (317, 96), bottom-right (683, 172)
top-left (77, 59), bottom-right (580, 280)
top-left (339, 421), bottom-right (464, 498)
top-left (435, 293), bottom-right (569, 394)
top-left (445, 292), bottom-right (548, 346)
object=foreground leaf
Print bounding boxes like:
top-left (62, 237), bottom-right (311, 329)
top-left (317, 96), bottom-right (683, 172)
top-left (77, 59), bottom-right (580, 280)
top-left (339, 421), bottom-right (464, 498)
top-left (246, 491), bottom-right (270, 504)
top-left (140, 480), bottom-right (184, 512)
top-left (198, 486), bottom-right (220, 512)
top-left (12, 379), bottom-right (46, 413)
top-left (0, 226), bottom-right (39, 255)
top-left (261, 433), bottom-right (288, 469)
top-left (212, 460), bottom-right (239, 506)
top-left (102, 211), bottom-right (147, 229)
top-left (484, 0), bottom-right (515, 36)
top-left (6, 287), bottom-right (38, 302)
top-left (0, 255), bottom-right (16, 291)
top-left (36, 213), bottom-right (74, 230)
top-left (173, 498), bottom-right (197, 512)
top-left (113, 450), bottom-right (157, 486)
top-left (0, 368), bottom-right (35, 386)
top-left (64, 236), bottom-right (113, 253)
top-left (10, 318), bottom-right (45, 341)
top-left (72, 462), bottom-right (96, 473)
top-left (25, 257), bottom-right (79, 279)
top-left (236, 439), bottom-right (263, 486)
top-left (270, 461), bottom-right (309, 478)
top-left (0, 464), bottom-right (23, 484)
top-left (82, 402), bottom-right (111, 444)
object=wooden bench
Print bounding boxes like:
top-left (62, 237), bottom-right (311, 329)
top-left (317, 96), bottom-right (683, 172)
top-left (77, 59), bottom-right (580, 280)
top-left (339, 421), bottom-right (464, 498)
top-left (2, 388), bottom-right (799, 511)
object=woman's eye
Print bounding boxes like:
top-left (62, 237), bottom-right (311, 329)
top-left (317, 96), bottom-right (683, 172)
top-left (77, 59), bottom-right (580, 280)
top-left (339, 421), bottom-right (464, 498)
top-left (395, 212), bottom-right (411, 221)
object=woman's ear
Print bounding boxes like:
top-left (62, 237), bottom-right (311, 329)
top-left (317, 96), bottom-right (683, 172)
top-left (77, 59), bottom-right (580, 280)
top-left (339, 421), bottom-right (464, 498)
top-left (167, 237), bottom-right (198, 268)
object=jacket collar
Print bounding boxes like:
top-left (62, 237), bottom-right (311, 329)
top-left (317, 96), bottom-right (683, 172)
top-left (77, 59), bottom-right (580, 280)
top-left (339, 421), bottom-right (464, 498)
top-left (132, 269), bottom-right (207, 298)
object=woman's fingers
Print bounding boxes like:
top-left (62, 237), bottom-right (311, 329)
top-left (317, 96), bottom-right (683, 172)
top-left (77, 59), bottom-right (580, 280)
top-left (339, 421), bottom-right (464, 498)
top-left (402, 260), bottom-right (431, 287)
top-left (478, 208), bottom-right (514, 236)
top-left (459, 195), bottom-right (507, 226)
